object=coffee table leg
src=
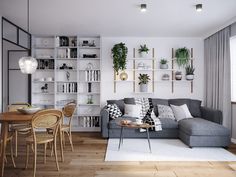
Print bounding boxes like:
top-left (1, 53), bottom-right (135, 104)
top-left (146, 128), bottom-right (152, 153)
top-left (118, 127), bottom-right (124, 150)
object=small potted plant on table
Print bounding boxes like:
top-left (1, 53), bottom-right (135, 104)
top-left (185, 65), bottom-right (195, 80)
top-left (138, 73), bottom-right (150, 92)
top-left (138, 44), bottom-right (149, 58)
top-left (160, 59), bottom-right (168, 69)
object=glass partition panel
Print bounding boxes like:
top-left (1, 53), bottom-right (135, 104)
top-left (19, 29), bottom-right (30, 49)
top-left (2, 20), bottom-right (17, 43)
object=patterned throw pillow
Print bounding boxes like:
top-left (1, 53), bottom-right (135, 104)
top-left (135, 98), bottom-right (150, 118)
top-left (157, 104), bottom-right (175, 120)
top-left (106, 104), bottom-right (122, 120)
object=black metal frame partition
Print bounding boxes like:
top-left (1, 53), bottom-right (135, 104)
top-left (1, 17), bottom-right (32, 110)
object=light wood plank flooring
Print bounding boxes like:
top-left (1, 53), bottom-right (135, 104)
top-left (3, 133), bottom-right (236, 177)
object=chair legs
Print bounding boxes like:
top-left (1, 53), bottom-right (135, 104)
top-left (10, 139), bottom-right (16, 167)
top-left (14, 130), bottom-right (18, 157)
top-left (33, 144), bottom-right (37, 177)
top-left (53, 140), bottom-right (59, 171)
top-left (62, 130), bottom-right (74, 152)
top-left (25, 144), bottom-right (29, 169)
top-left (44, 143), bottom-right (47, 164)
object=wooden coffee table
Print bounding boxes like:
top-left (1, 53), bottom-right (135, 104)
top-left (117, 122), bottom-right (154, 153)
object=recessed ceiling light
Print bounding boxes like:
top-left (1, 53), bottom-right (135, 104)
top-left (196, 4), bottom-right (203, 12)
top-left (141, 4), bottom-right (147, 12)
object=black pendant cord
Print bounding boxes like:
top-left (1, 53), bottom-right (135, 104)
top-left (27, 0), bottom-right (29, 32)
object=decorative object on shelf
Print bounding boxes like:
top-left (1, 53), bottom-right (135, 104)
top-left (119, 71), bottom-right (128, 81)
top-left (19, 56), bottom-right (38, 74)
top-left (88, 83), bottom-right (92, 93)
top-left (41, 84), bottom-right (48, 93)
top-left (162, 74), bottom-right (170, 81)
top-left (175, 71), bottom-right (182, 81)
top-left (175, 47), bottom-right (190, 67)
top-left (87, 95), bottom-right (94, 104)
top-left (138, 74), bottom-right (150, 92)
top-left (112, 43), bottom-right (128, 74)
top-left (138, 44), bottom-right (149, 58)
top-left (46, 77), bottom-right (53, 82)
top-left (66, 71), bottom-right (70, 81)
top-left (83, 54), bottom-right (97, 58)
top-left (160, 59), bottom-right (168, 69)
top-left (196, 4), bottom-right (203, 12)
top-left (86, 63), bottom-right (94, 70)
top-left (140, 4), bottom-right (147, 12)
top-left (185, 65), bottom-right (195, 80)
top-left (137, 62), bottom-right (145, 69)
top-left (18, 0), bottom-right (38, 74)
top-left (59, 63), bottom-right (73, 70)
top-left (81, 40), bottom-right (96, 47)
top-left (59, 36), bottom-right (69, 46)
top-left (71, 39), bottom-right (77, 47)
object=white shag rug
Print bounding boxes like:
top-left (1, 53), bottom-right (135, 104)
top-left (105, 139), bottom-right (236, 161)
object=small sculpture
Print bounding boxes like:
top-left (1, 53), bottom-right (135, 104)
top-left (41, 84), bottom-right (48, 93)
top-left (66, 71), bottom-right (70, 81)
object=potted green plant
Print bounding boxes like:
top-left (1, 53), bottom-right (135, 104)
top-left (175, 47), bottom-right (190, 67)
top-left (160, 59), bottom-right (168, 69)
top-left (175, 71), bottom-right (182, 81)
top-left (185, 65), bottom-right (195, 80)
top-left (138, 74), bottom-right (150, 92)
top-left (111, 43), bottom-right (128, 74)
top-left (138, 44), bottom-right (149, 58)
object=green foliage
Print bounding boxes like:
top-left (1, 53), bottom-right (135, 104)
top-left (175, 71), bottom-right (182, 75)
top-left (138, 44), bottom-right (149, 53)
top-left (185, 65), bottom-right (195, 75)
top-left (111, 43), bottom-right (128, 74)
top-left (175, 47), bottom-right (190, 67)
top-left (138, 74), bottom-right (150, 85)
top-left (160, 59), bottom-right (168, 64)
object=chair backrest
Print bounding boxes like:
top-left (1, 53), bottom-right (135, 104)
top-left (63, 102), bottom-right (76, 117)
top-left (8, 103), bottom-right (30, 112)
top-left (31, 109), bottom-right (62, 139)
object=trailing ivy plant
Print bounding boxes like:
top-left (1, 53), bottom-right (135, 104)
top-left (175, 47), bottom-right (190, 67)
top-left (111, 43), bottom-right (128, 74)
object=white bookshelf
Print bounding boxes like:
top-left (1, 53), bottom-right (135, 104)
top-left (32, 35), bottom-right (101, 132)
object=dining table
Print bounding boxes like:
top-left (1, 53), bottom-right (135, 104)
top-left (0, 111), bottom-right (64, 177)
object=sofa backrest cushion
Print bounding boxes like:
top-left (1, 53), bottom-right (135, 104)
top-left (107, 99), bottom-right (125, 114)
top-left (150, 98), bottom-right (169, 117)
top-left (168, 99), bottom-right (201, 117)
top-left (124, 98), bottom-right (135, 104)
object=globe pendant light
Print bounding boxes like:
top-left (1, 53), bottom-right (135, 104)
top-left (19, 0), bottom-right (38, 74)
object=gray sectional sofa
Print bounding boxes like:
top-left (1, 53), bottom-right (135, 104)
top-left (101, 98), bottom-right (231, 147)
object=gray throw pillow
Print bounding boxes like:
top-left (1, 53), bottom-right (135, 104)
top-left (157, 104), bottom-right (175, 120)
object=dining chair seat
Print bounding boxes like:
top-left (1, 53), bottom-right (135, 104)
top-left (25, 134), bottom-right (54, 144)
top-left (61, 124), bottom-right (70, 131)
top-left (11, 124), bottom-right (31, 132)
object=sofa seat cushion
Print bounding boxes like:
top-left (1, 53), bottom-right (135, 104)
top-left (179, 118), bottom-right (230, 136)
top-left (109, 117), bottom-right (178, 129)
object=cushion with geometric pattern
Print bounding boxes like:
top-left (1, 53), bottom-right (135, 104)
top-left (107, 104), bottom-right (122, 120)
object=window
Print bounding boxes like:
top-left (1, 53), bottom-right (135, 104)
top-left (230, 36), bottom-right (236, 102)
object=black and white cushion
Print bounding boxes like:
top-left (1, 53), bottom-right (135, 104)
top-left (107, 104), bottom-right (122, 120)
top-left (135, 98), bottom-right (150, 118)
top-left (157, 104), bottom-right (175, 120)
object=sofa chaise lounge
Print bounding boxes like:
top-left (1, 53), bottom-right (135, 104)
top-left (101, 98), bottom-right (231, 147)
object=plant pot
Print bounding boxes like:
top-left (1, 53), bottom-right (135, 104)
top-left (160, 64), bottom-right (168, 69)
top-left (175, 74), bottom-right (182, 80)
top-left (140, 52), bottom-right (148, 58)
top-left (140, 84), bottom-right (148, 92)
top-left (186, 74), bottom-right (194, 80)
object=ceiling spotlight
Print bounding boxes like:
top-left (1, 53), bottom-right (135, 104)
top-left (141, 4), bottom-right (147, 12)
top-left (196, 4), bottom-right (203, 12)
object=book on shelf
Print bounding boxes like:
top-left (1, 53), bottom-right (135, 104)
top-left (57, 82), bottom-right (77, 93)
top-left (80, 116), bottom-right (100, 127)
top-left (85, 70), bottom-right (100, 82)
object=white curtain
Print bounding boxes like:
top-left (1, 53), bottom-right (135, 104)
top-left (204, 27), bottom-right (231, 130)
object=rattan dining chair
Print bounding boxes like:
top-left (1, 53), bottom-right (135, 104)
top-left (8, 103), bottom-right (31, 157)
top-left (0, 133), bottom-right (16, 168)
top-left (61, 102), bottom-right (76, 151)
top-left (25, 109), bottom-right (62, 177)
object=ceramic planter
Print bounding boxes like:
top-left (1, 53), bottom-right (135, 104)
top-left (140, 52), bottom-right (148, 58)
top-left (140, 83), bottom-right (148, 92)
top-left (175, 74), bottom-right (182, 80)
top-left (160, 64), bottom-right (168, 69)
top-left (186, 74), bottom-right (194, 80)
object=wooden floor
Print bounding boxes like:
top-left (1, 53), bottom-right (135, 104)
top-left (3, 133), bottom-right (236, 177)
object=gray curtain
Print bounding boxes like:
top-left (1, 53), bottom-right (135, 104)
top-left (204, 27), bottom-right (231, 130)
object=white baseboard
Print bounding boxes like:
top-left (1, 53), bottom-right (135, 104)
top-left (231, 138), bottom-right (236, 144)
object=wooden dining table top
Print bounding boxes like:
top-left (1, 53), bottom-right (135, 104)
top-left (0, 111), bottom-right (33, 123)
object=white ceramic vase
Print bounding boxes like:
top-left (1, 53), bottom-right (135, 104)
top-left (186, 74), bottom-right (194, 80)
top-left (140, 52), bottom-right (148, 58)
top-left (140, 84), bottom-right (148, 92)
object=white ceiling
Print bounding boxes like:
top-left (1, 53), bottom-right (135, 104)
top-left (1, 0), bottom-right (236, 37)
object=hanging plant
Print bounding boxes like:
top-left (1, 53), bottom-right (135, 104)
top-left (111, 43), bottom-right (128, 74)
top-left (175, 47), bottom-right (190, 67)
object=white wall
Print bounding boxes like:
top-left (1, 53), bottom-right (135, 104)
top-left (101, 37), bottom-right (204, 106)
